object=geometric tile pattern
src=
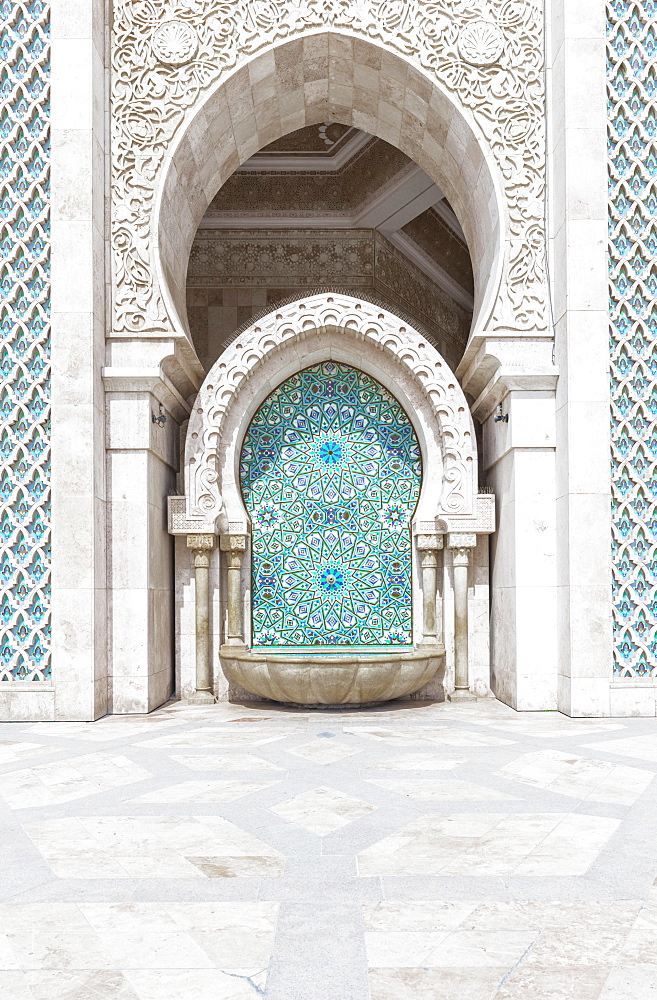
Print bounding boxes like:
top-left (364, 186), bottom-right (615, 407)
top-left (356, 812), bottom-right (621, 877)
top-left (240, 362), bottom-right (421, 651)
top-left (0, 0), bottom-right (51, 681)
top-left (608, 0), bottom-right (657, 676)
top-left (2, 698), bottom-right (657, 999)
top-left (270, 785), bottom-right (374, 835)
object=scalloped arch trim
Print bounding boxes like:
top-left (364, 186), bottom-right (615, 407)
top-left (184, 293), bottom-right (476, 524)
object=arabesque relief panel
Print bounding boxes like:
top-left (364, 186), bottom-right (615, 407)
top-left (111, 0), bottom-right (547, 342)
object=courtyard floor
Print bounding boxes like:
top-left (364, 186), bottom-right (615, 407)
top-left (1, 698), bottom-right (657, 999)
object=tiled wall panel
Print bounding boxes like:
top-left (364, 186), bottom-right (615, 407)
top-left (0, 0), bottom-right (50, 681)
top-left (608, 0), bottom-right (657, 675)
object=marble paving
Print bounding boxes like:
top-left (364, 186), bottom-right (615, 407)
top-left (1, 699), bottom-right (657, 998)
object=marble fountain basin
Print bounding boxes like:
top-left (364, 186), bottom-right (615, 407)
top-left (219, 645), bottom-right (444, 706)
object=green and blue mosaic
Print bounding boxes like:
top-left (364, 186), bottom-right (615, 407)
top-left (0, 0), bottom-right (50, 681)
top-left (608, 0), bottom-right (657, 676)
top-left (240, 362), bottom-right (421, 652)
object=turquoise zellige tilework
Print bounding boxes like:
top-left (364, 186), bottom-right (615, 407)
top-left (0, 0), bottom-right (50, 681)
top-left (240, 362), bottom-right (421, 651)
top-left (608, 0), bottom-right (657, 675)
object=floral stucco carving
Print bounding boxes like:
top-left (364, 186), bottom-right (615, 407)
top-left (112, 0), bottom-right (546, 338)
top-left (184, 294), bottom-right (477, 523)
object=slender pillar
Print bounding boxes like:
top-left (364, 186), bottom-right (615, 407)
top-left (187, 533), bottom-right (216, 703)
top-left (416, 534), bottom-right (443, 643)
top-left (220, 535), bottom-right (247, 645)
top-left (448, 533), bottom-right (477, 700)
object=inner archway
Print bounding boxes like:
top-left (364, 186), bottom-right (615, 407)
top-left (240, 361), bottom-right (422, 651)
top-left (170, 293), bottom-right (495, 705)
top-left (159, 30), bottom-right (503, 705)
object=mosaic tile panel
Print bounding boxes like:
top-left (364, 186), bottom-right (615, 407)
top-left (0, 0), bottom-right (51, 681)
top-left (608, 0), bottom-right (657, 676)
top-left (240, 362), bottom-right (421, 651)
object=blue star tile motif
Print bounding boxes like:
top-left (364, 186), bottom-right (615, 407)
top-left (240, 363), bottom-right (421, 651)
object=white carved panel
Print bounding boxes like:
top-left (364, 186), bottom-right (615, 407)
top-left (183, 293), bottom-right (477, 524)
top-left (111, 0), bottom-right (547, 342)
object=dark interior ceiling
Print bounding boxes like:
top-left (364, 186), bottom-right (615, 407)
top-left (187, 124), bottom-right (475, 373)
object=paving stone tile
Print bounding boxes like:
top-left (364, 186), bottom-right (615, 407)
top-left (167, 753), bottom-right (284, 771)
top-left (1, 699), bottom-right (656, 996)
top-left (130, 779), bottom-right (281, 803)
top-left (367, 967), bottom-right (504, 1000)
top-left (271, 786), bottom-right (374, 835)
top-left (497, 750), bottom-right (654, 804)
top-left (366, 777), bottom-right (517, 801)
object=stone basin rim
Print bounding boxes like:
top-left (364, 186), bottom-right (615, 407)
top-left (221, 646), bottom-right (445, 665)
top-left (219, 644), bottom-right (445, 705)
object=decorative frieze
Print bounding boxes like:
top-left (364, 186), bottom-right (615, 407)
top-left (186, 229), bottom-right (471, 369)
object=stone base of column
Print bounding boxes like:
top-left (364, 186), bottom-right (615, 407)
top-left (188, 691), bottom-right (217, 705)
top-left (448, 688), bottom-right (476, 702)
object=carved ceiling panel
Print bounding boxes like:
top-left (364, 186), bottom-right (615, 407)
top-left (206, 135), bottom-right (408, 216)
top-left (402, 208), bottom-right (474, 297)
top-left (249, 122), bottom-right (359, 158)
top-left (185, 229), bottom-right (471, 371)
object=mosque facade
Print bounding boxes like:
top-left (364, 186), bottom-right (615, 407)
top-left (0, 0), bottom-right (655, 719)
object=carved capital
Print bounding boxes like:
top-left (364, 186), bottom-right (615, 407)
top-left (416, 534), bottom-right (444, 551)
top-left (220, 534), bottom-right (248, 553)
top-left (451, 547), bottom-right (472, 568)
top-left (186, 533), bottom-right (216, 551)
top-left (447, 532), bottom-right (477, 550)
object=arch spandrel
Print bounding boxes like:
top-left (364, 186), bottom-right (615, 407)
top-left (183, 294), bottom-right (477, 529)
top-left (111, 7), bottom-right (548, 378)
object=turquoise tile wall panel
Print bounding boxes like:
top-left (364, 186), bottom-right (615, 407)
top-left (0, 0), bottom-right (50, 681)
top-left (240, 362), bottom-right (422, 651)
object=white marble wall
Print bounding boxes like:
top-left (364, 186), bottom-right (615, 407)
top-left (549, 0), bottom-right (614, 715)
top-left (49, 0), bottom-right (108, 722)
top-left (106, 391), bottom-right (178, 714)
top-left (483, 392), bottom-right (558, 711)
top-left (3, 8), bottom-right (637, 719)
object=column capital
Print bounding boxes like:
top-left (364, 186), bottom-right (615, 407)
top-left (186, 533), bottom-right (216, 552)
top-left (220, 533), bottom-right (247, 553)
top-left (416, 533), bottom-right (444, 551)
top-left (447, 532), bottom-right (477, 550)
top-left (419, 548), bottom-right (439, 569)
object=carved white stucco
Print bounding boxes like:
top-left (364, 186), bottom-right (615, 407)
top-left (181, 294), bottom-right (478, 530)
top-left (111, 1), bottom-right (547, 361)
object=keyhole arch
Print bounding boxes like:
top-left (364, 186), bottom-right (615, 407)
top-left (239, 360), bottom-right (423, 652)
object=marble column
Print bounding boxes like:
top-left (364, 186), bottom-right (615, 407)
top-left (448, 533), bottom-right (477, 700)
top-left (187, 533), bottom-right (216, 703)
top-left (416, 534), bottom-right (443, 644)
top-left (220, 535), bottom-right (248, 646)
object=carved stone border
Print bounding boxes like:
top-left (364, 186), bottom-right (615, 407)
top-left (182, 293), bottom-right (477, 524)
top-left (111, 0), bottom-right (547, 342)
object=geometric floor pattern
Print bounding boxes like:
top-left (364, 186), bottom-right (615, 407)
top-left (2, 699), bottom-right (657, 998)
